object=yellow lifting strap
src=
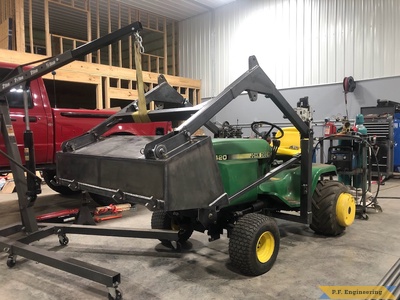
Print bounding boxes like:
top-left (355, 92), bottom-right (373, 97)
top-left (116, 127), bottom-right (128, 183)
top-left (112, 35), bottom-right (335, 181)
top-left (132, 32), bottom-right (151, 123)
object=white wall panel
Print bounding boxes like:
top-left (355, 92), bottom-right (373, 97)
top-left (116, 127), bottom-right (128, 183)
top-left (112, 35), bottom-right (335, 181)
top-left (396, 1), bottom-right (400, 75)
top-left (179, 13), bottom-right (213, 96)
top-left (179, 0), bottom-right (400, 98)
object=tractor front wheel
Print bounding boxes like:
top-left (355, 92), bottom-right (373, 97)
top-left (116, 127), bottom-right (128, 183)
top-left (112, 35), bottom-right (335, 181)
top-left (151, 211), bottom-right (193, 244)
top-left (229, 213), bottom-right (280, 276)
top-left (43, 170), bottom-right (81, 196)
top-left (310, 180), bottom-right (356, 236)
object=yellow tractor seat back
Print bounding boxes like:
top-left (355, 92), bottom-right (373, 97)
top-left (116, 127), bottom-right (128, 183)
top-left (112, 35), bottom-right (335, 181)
top-left (275, 127), bottom-right (301, 156)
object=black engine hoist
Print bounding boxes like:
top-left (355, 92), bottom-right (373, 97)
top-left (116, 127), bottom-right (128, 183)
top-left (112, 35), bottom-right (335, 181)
top-left (0, 21), bottom-right (182, 299)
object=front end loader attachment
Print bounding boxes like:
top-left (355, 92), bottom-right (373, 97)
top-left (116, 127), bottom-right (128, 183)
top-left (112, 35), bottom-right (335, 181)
top-left (56, 56), bottom-right (313, 225)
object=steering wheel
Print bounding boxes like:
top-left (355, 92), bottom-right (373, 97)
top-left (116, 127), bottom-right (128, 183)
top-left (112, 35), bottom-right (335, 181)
top-left (251, 121), bottom-right (284, 140)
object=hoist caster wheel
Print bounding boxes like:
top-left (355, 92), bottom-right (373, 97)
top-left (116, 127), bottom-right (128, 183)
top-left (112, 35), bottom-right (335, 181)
top-left (361, 213), bottom-right (369, 220)
top-left (171, 241), bottom-right (182, 252)
top-left (108, 289), bottom-right (122, 300)
top-left (58, 234), bottom-right (69, 246)
top-left (7, 256), bottom-right (16, 268)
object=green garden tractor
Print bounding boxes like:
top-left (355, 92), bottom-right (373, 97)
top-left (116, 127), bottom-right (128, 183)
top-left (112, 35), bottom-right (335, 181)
top-left (151, 136), bottom-right (356, 276)
top-left (56, 56), bottom-right (356, 276)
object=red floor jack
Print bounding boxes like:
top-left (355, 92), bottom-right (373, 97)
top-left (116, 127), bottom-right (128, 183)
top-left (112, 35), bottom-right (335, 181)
top-left (93, 204), bottom-right (131, 223)
top-left (36, 208), bottom-right (80, 223)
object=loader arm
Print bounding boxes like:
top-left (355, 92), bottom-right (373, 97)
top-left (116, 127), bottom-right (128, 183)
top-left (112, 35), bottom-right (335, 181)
top-left (57, 56), bottom-right (314, 224)
top-left (139, 56), bottom-right (313, 224)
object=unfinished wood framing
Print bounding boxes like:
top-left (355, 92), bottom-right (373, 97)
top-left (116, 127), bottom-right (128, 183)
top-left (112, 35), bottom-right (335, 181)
top-left (163, 17), bottom-right (167, 72)
top-left (104, 76), bottom-right (110, 108)
top-left (107, 0), bottom-right (112, 66)
top-left (117, 3), bottom-right (122, 68)
top-left (172, 22), bottom-right (176, 76)
top-left (28, 0), bottom-right (33, 53)
top-left (128, 8), bottom-right (132, 69)
top-left (0, 19), bottom-right (10, 49)
top-left (20, 0), bottom-right (178, 71)
top-left (0, 0), bottom-right (12, 49)
top-left (86, 0), bottom-right (92, 62)
top-left (14, 0), bottom-right (24, 51)
top-left (44, 0), bottom-right (51, 56)
top-left (96, 0), bottom-right (100, 63)
top-left (0, 0), bottom-right (14, 24)
top-left (95, 79), bottom-right (102, 109)
top-left (1, 0), bottom-right (199, 109)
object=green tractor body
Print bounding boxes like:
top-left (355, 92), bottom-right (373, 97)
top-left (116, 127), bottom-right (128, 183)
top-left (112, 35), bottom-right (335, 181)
top-left (212, 138), bottom-right (336, 209)
top-left (213, 138), bottom-right (270, 206)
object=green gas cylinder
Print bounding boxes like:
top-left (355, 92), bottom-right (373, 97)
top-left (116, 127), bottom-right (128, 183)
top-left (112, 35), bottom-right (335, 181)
top-left (355, 114), bottom-right (367, 135)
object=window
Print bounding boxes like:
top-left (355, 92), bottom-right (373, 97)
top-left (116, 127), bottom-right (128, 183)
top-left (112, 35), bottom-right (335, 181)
top-left (0, 68), bottom-right (33, 108)
top-left (6, 88), bottom-right (33, 108)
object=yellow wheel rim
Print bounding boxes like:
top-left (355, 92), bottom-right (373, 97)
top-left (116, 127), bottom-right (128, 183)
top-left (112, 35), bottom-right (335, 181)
top-left (336, 193), bottom-right (356, 227)
top-left (256, 231), bottom-right (275, 263)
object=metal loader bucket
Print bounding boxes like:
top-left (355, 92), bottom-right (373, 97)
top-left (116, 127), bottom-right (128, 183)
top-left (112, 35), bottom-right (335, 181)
top-left (56, 135), bottom-right (224, 211)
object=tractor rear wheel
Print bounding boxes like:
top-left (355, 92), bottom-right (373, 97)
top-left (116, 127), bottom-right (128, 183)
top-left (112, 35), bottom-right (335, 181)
top-left (43, 170), bottom-right (81, 196)
top-left (151, 211), bottom-right (193, 244)
top-left (229, 213), bottom-right (280, 276)
top-left (310, 180), bottom-right (355, 236)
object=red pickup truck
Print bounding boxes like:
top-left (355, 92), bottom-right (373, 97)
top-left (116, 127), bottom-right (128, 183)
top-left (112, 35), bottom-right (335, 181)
top-left (0, 62), bottom-right (172, 199)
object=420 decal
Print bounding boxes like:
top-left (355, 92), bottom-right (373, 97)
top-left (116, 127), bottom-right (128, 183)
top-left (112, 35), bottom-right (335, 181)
top-left (215, 152), bottom-right (270, 161)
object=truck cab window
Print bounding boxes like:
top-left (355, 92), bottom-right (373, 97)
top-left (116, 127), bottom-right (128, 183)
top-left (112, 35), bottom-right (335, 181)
top-left (6, 88), bottom-right (33, 109)
top-left (0, 68), bottom-right (33, 108)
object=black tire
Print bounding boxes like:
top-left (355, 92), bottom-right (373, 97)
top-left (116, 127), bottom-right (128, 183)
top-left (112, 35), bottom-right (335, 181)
top-left (229, 213), bottom-right (280, 276)
top-left (89, 193), bottom-right (117, 206)
top-left (58, 234), bottom-right (69, 246)
top-left (42, 170), bottom-right (81, 195)
top-left (151, 210), bottom-right (193, 244)
top-left (6, 256), bottom-right (16, 268)
top-left (310, 180), bottom-right (355, 236)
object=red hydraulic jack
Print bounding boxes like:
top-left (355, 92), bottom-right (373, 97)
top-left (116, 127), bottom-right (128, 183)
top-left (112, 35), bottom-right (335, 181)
top-left (94, 214), bottom-right (123, 223)
top-left (93, 203), bottom-right (131, 223)
top-left (36, 208), bottom-right (79, 223)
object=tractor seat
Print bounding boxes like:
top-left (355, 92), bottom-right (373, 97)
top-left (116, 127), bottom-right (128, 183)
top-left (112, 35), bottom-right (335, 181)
top-left (275, 127), bottom-right (301, 156)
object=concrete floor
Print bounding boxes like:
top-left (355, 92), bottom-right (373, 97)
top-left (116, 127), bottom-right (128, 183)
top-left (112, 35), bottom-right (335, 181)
top-left (0, 180), bottom-right (399, 300)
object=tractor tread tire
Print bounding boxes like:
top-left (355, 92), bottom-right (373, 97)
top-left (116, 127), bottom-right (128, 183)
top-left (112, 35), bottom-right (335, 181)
top-left (229, 213), bottom-right (279, 276)
top-left (89, 193), bottom-right (117, 207)
top-left (310, 180), bottom-right (348, 236)
top-left (151, 211), bottom-right (172, 230)
top-left (42, 170), bottom-right (81, 196)
top-left (151, 210), bottom-right (193, 244)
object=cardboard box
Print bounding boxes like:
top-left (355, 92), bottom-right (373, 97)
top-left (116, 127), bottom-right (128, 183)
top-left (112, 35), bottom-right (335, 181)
top-left (1, 180), bottom-right (15, 193)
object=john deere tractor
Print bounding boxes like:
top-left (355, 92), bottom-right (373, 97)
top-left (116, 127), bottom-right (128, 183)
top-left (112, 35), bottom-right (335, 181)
top-left (150, 130), bottom-right (355, 275)
top-left (56, 56), bottom-right (356, 276)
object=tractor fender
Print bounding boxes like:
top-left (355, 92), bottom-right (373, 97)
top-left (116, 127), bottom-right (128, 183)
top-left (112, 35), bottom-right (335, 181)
top-left (310, 164), bottom-right (337, 193)
top-left (257, 163), bottom-right (337, 208)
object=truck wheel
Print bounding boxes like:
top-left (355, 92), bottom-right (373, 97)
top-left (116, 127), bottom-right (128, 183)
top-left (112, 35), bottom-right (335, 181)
top-left (151, 210), bottom-right (193, 244)
top-left (42, 170), bottom-right (81, 196)
top-left (310, 180), bottom-right (356, 236)
top-left (229, 213), bottom-right (280, 276)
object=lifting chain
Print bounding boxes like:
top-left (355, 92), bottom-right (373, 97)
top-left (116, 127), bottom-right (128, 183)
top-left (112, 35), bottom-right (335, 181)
top-left (134, 31), bottom-right (145, 54)
top-left (132, 31), bottom-right (150, 123)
